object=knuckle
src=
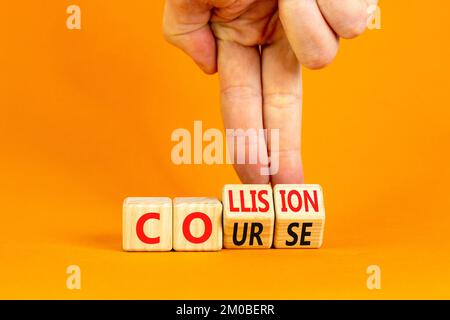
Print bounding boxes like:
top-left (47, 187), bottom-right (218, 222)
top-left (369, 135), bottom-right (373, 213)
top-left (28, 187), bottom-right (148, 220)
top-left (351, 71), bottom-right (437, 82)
top-left (263, 93), bottom-right (301, 109)
top-left (220, 85), bottom-right (261, 101)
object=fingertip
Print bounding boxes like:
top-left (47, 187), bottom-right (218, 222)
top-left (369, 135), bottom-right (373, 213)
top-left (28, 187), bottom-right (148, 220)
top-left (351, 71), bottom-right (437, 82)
top-left (196, 59), bottom-right (218, 75)
top-left (299, 45), bottom-right (339, 70)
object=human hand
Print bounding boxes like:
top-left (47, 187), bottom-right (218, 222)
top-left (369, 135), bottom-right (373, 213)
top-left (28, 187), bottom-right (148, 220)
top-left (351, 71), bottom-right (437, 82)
top-left (163, 0), bottom-right (377, 184)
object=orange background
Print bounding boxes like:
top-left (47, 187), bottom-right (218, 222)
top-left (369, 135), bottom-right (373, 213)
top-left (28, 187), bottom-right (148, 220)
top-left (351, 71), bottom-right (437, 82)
top-left (1, 1), bottom-right (449, 299)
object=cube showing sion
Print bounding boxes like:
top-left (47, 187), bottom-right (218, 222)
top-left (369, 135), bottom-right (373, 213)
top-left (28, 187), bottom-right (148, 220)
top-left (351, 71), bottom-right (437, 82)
top-left (273, 184), bottom-right (325, 249)
top-left (222, 184), bottom-right (275, 249)
top-left (122, 197), bottom-right (172, 251)
top-left (173, 198), bottom-right (223, 251)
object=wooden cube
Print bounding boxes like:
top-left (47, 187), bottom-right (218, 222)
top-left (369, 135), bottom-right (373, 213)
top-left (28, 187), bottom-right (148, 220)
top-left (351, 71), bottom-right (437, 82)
top-left (122, 197), bottom-right (172, 251)
top-left (222, 184), bottom-right (275, 249)
top-left (273, 184), bottom-right (325, 249)
top-left (173, 198), bottom-right (223, 251)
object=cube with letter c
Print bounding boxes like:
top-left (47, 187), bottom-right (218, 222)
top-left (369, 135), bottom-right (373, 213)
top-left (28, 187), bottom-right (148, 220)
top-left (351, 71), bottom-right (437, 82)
top-left (273, 184), bottom-right (325, 249)
top-left (122, 197), bottom-right (172, 251)
top-left (222, 184), bottom-right (275, 249)
top-left (173, 197), bottom-right (223, 251)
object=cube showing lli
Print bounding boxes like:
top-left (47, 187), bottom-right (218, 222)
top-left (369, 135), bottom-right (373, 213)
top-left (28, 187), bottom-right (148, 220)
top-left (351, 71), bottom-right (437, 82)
top-left (173, 197), bottom-right (223, 251)
top-left (273, 185), bottom-right (325, 249)
top-left (123, 197), bottom-right (172, 251)
top-left (223, 184), bottom-right (275, 249)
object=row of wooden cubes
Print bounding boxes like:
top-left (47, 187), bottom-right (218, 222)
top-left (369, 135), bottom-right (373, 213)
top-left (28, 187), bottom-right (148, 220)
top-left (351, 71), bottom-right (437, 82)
top-left (123, 184), bottom-right (325, 251)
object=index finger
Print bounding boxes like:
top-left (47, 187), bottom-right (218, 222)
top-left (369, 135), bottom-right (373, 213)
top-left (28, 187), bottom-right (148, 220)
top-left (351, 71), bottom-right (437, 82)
top-left (262, 37), bottom-right (304, 185)
top-left (218, 40), bottom-right (270, 184)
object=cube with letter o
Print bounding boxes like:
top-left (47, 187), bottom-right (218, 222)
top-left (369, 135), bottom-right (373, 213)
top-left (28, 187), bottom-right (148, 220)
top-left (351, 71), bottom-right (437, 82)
top-left (173, 197), bottom-right (223, 251)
